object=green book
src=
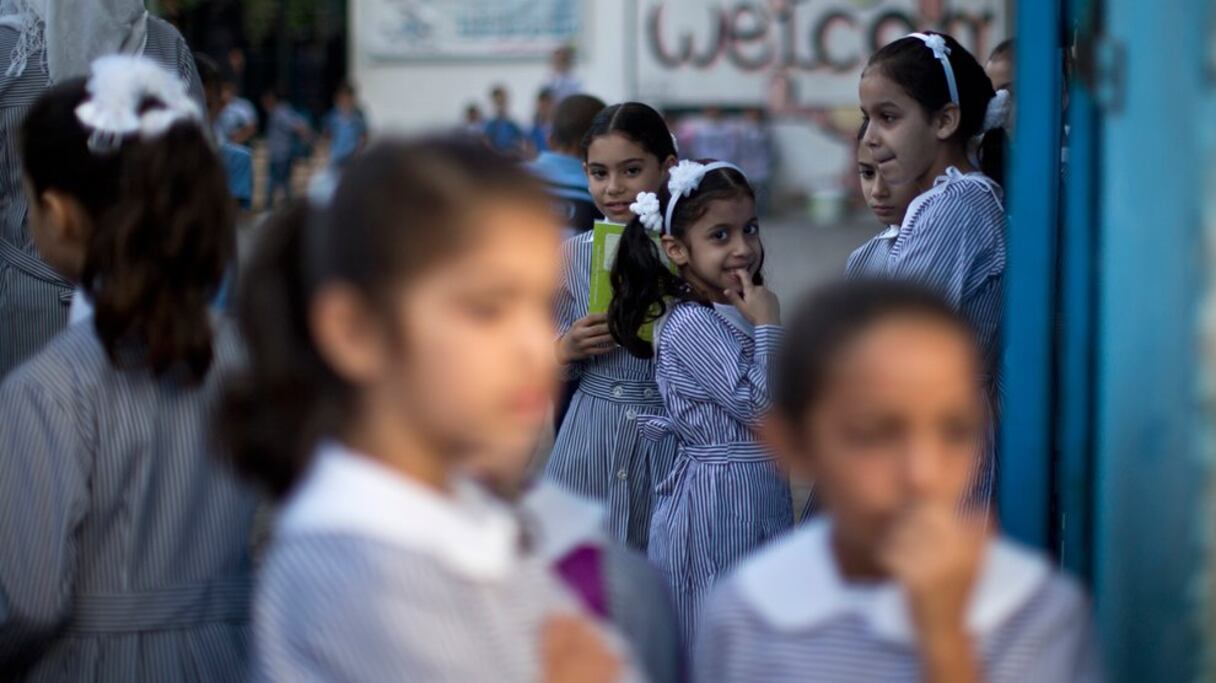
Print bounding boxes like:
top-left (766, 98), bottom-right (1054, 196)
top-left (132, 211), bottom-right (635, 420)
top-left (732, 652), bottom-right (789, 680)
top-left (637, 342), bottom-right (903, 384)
top-left (589, 220), bottom-right (662, 343)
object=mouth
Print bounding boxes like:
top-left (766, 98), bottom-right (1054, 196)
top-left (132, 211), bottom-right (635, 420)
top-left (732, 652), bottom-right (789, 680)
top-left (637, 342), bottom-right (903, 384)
top-left (603, 201), bottom-right (631, 216)
top-left (871, 204), bottom-right (895, 216)
top-left (874, 154), bottom-right (896, 166)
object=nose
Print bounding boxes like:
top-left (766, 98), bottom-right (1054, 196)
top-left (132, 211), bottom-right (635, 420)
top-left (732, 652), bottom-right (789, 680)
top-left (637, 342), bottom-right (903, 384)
top-left (872, 171), bottom-right (891, 200)
top-left (901, 435), bottom-right (945, 501)
top-left (605, 172), bottom-right (624, 196)
top-left (861, 120), bottom-right (881, 148)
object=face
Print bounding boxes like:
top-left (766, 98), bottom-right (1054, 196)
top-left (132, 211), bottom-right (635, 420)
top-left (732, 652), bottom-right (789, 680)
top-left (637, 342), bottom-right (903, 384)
top-left (372, 201), bottom-right (561, 462)
top-left (985, 57), bottom-right (1014, 94)
top-left (584, 133), bottom-right (673, 223)
top-left (796, 317), bottom-right (984, 559)
top-left (857, 143), bottom-right (919, 227)
top-left (664, 195), bottom-right (762, 301)
top-left (336, 91), bottom-right (354, 110)
top-left (859, 69), bottom-right (956, 188)
top-left (492, 91), bottom-right (508, 111)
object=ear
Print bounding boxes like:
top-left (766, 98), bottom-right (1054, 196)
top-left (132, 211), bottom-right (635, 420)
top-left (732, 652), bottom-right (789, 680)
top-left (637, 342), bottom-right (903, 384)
top-left (661, 154), bottom-right (678, 173)
top-left (310, 283), bottom-right (390, 386)
top-left (36, 189), bottom-right (91, 271)
top-left (661, 234), bottom-right (689, 267)
top-left (934, 102), bottom-right (962, 141)
top-left (758, 411), bottom-right (816, 483)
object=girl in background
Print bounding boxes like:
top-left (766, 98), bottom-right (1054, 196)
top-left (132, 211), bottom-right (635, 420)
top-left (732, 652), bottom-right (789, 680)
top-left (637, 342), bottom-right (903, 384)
top-left (698, 280), bottom-right (1101, 683)
top-left (609, 160), bottom-right (792, 647)
top-left (546, 102), bottom-right (679, 552)
top-left (0, 56), bottom-right (258, 681)
top-left (221, 138), bottom-right (632, 682)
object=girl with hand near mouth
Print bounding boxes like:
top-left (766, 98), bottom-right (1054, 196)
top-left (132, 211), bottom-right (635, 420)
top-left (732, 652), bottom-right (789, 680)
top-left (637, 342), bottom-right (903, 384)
top-left (609, 160), bottom-right (792, 649)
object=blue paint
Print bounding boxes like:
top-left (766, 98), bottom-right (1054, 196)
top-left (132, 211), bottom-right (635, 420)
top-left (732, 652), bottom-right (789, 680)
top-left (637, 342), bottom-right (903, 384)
top-left (999, 0), bottom-right (1062, 550)
top-left (1092, 0), bottom-right (1210, 678)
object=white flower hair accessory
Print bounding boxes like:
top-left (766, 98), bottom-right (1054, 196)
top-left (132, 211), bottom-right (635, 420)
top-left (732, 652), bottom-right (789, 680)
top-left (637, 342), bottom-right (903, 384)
top-left (74, 54), bottom-right (203, 155)
top-left (662, 159), bottom-right (747, 234)
top-left (630, 191), bottom-right (663, 233)
top-left (983, 88), bottom-right (1012, 133)
top-left (908, 32), bottom-right (959, 106)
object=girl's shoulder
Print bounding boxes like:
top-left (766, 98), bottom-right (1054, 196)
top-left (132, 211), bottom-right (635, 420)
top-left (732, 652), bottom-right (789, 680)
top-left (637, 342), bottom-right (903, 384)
top-left (913, 170), bottom-right (1005, 221)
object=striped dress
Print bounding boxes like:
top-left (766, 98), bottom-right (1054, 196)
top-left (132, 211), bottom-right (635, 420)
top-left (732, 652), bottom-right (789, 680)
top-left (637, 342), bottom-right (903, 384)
top-left (256, 443), bottom-right (643, 682)
top-left (696, 519), bottom-right (1103, 683)
top-left (845, 167), bottom-right (1006, 505)
top-left (644, 300), bottom-right (793, 649)
top-left (0, 17), bottom-right (204, 379)
top-left (522, 482), bottom-right (683, 683)
top-left (545, 231), bottom-right (678, 551)
top-left (0, 318), bottom-right (260, 681)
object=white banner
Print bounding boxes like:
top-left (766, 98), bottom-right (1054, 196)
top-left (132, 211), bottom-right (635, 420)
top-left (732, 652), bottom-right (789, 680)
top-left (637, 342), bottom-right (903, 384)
top-left (361, 0), bottom-right (582, 60)
top-left (634, 0), bottom-right (1006, 108)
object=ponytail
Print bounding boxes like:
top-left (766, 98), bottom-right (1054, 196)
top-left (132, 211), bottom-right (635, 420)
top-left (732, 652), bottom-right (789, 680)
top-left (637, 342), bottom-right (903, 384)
top-left (218, 204), bottom-right (349, 497)
top-left (608, 208), bottom-right (686, 358)
top-left (21, 75), bottom-right (232, 384)
top-left (978, 125), bottom-right (1007, 187)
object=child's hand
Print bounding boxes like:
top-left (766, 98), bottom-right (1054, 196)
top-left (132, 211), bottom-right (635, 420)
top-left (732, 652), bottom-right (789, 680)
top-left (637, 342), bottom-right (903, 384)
top-left (724, 269), bottom-right (780, 326)
top-left (542, 614), bottom-right (623, 683)
top-left (879, 503), bottom-right (987, 638)
top-left (557, 314), bottom-right (614, 364)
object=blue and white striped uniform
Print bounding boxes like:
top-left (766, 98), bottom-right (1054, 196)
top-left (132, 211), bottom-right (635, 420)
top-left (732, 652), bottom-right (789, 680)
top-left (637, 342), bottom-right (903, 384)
top-left (845, 168), bottom-right (1006, 506)
top-left (644, 300), bottom-right (793, 649)
top-left (0, 318), bottom-right (260, 681)
top-left (544, 232), bottom-right (678, 551)
top-left (255, 442), bottom-right (643, 682)
top-left (696, 519), bottom-right (1103, 683)
top-left (0, 17), bottom-right (204, 379)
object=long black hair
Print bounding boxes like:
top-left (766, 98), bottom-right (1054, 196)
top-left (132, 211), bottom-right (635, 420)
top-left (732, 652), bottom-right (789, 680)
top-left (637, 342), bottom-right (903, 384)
top-left (20, 74), bottom-right (233, 383)
top-left (773, 279), bottom-right (977, 421)
top-left (580, 101), bottom-right (677, 161)
top-left (866, 32), bottom-right (1007, 186)
top-left (218, 137), bottom-right (550, 498)
top-left (608, 163), bottom-right (758, 359)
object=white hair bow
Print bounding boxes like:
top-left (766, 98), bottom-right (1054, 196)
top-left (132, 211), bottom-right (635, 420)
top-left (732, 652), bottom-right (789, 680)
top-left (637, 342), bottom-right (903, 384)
top-left (983, 88), bottom-right (1012, 133)
top-left (74, 54), bottom-right (202, 154)
top-left (661, 159), bottom-right (746, 234)
top-left (908, 32), bottom-right (959, 106)
top-left (630, 191), bottom-right (663, 233)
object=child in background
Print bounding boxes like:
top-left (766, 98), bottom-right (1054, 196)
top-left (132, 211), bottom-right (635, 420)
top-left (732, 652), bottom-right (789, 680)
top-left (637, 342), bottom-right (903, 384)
top-left (735, 108), bottom-right (775, 215)
top-left (689, 107), bottom-right (739, 164)
top-left (529, 87), bottom-right (556, 156)
top-left (985, 39), bottom-right (1015, 94)
top-left (609, 159), bottom-right (792, 648)
top-left (485, 84), bottom-right (527, 157)
top-left (221, 138), bottom-right (633, 682)
top-left (854, 32), bottom-right (1010, 502)
top-left (322, 82), bottom-right (369, 170)
top-left (467, 433), bottom-right (682, 683)
top-left (526, 93), bottom-right (606, 239)
top-left (462, 103), bottom-right (486, 138)
top-left (261, 89), bottom-right (314, 208)
top-left (0, 56), bottom-right (259, 680)
top-left (545, 102), bottom-right (679, 553)
top-left (197, 53), bottom-right (254, 213)
top-left (848, 125), bottom-right (923, 277)
top-left (698, 280), bottom-right (1102, 683)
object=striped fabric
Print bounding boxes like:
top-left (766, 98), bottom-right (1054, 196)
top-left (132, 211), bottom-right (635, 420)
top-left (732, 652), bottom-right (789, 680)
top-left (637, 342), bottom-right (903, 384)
top-left (696, 523), bottom-right (1102, 683)
top-left (845, 168), bottom-right (1006, 507)
top-left (0, 319), bottom-right (261, 681)
top-left (0, 17), bottom-right (204, 379)
top-left (545, 232), bottom-right (678, 551)
top-left (645, 301), bottom-right (793, 650)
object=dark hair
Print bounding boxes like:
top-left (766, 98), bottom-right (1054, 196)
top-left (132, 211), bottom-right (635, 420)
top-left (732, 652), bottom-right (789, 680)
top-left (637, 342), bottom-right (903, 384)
top-left (335, 81), bottom-right (355, 98)
top-left (988, 38), bottom-right (1015, 64)
top-left (218, 137), bottom-right (550, 497)
top-left (866, 32), bottom-right (1006, 185)
top-left (580, 101), bottom-right (677, 162)
top-left (491, 85), bottom-right (507, 98)
top-left (537, 87), bottom-right (554, 101)
top-left (773, 279), bottom-right (976, 420)
top-left (20, 76), bottom-right (234, 383)
top-left (608, 163), bottom-right (759, 358)
top-left (551, 94), bottom-right (606, 150)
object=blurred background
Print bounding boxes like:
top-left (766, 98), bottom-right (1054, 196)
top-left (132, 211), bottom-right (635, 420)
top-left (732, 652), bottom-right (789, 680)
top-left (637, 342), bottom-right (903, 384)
top-left (152, 1), bottom-right (1216, 681)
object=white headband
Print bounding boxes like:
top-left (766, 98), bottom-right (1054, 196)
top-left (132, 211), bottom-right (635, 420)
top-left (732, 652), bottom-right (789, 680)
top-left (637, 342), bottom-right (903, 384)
top-left (632, 160), bottom-right (746, 235)
top-left (908, 32), bottom-right (959, 106)
top-left (74, 54), bottom-right (202, 155)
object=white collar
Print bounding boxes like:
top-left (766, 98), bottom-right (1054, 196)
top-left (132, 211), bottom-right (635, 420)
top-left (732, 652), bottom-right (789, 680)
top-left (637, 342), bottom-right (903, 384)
top-left (900, 166), bottom-right (1005, 234)
top-left (68, 287), bottom-right (93, 324)
top-left (278, 441), bottom-right (523, 581)
top-left (521, 481), bottom-right (607, 562)
top-left (877, 225), bottom-right (900, 240)
top-left (736, 518), bottom-right (1049, 644)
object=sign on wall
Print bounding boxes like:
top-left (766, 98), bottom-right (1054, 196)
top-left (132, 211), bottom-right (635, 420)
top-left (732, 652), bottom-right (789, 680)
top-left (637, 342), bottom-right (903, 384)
top-left (634, 0), bottom-right (1006, 107)
top-left (361, 0), bottom-right (581, 60)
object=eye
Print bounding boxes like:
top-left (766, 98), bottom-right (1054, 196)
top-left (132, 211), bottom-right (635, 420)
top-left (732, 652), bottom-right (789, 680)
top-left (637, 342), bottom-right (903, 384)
top-left (709, 229), bottom-right (729, 242)
top-left (462, 297), bottom-right (508, 322)
top-left (589, 169), bottom-right (606, 180)
top-left (743, 223), bottom-right (760, 236)
top-left (859, 168), bottom-right (875, 180)
top-left (624, 166), bottom-right (643, 177)
top-left (882, 112), bottom-right (898, 123)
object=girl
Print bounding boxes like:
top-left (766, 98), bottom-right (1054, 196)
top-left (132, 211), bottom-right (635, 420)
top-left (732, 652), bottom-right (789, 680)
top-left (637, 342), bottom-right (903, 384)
top-left (221, 138), bottom-right (633, 682)
top-left (697, 280), bottom-right (1102, 682)
top-left (0, 56), bottom-right (258, 680)
top-left (849, 125), bottom-right (923, 275)
top-left (467, 437), bottom-right (682, 683)
top-left (854, 32), bottom-right (1010, 503)
top-left (609, 159), bottom-right (793, 647)
top-left (546, 102), bottom-right (679, 552)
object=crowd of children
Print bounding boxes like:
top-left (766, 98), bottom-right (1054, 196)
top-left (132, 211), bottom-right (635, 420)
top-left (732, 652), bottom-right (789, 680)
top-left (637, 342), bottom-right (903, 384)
top-left (0, 24), bottom-right (1105, 683)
